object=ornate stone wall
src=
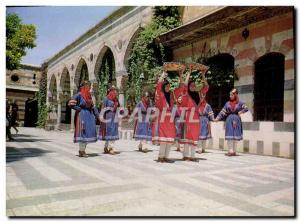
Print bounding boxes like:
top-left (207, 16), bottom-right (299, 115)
top-left (172, 11), bottom-right (294, 122)
top-left (46, 6), bottom-right (153, 130)
top-left (6, 64), bottom-right (42, 123)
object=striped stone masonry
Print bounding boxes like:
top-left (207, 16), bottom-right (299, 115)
top-left (119, 121), bottom-right (294, 159)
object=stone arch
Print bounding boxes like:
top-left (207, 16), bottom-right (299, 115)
top-left (49, 74), bottom-right (58, 104)
top-left (60, 67), bottom-right (71, 124)
top-left (94, 45), bottom-right (116, 85)
top-left (123, 26), bottom-right (143, 70)
top-left (74, 57), bottom-right (89, 91)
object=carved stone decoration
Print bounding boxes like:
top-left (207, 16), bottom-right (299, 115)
top-left (115, 40), bottom-right (126, 53)
top-left (117, 40), bottom-right (123, 50)
top-left (242, 28), bottom-right (250, 40)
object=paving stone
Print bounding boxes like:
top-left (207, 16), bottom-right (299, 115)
top-left (6, 127), bottom-right (295, 216)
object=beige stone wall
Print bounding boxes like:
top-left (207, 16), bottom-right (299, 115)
top-left (6, 89), bottom-right (36, 123)
top-left (6, 64), bottom-right (41, 90)
top-left (180, 6), bottom-right (224, 24)
top-left (6, 64), bottom-right (42, 123)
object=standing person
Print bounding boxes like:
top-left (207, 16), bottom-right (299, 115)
top-left (10, 100), bottom-right (19, 134)
top-left (176, 71), bottom-right (201, 161)
top-left (197, 76), bottom-right (214, 154)
top-left (173, 73), bottom-right (185, 152)
top-left (215, 89), bottom-right (248, 156)
top-left (133, 91), bottom-right (152, 152)
top-left (174, 106), bottom-right (183, 152)
top-left (98, 86), bottom-right (120, 155)
top-left (152, 72), bottom-right (176, 163)
top-left (68, 80), bottom-right (99, 158)
top-left (6, 99), bottom-right (13, 141)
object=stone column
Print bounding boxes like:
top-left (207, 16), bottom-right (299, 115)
top-left (70, 89), bottom-right (76, 132)
top-left (90, 79), bottom-right (99, 106)
top-left (115, 71), bottom-right (127, 107)
top-left (55, 90), bottom-right (63, 130)
top-left (56, 101), bottom-right (62, 130)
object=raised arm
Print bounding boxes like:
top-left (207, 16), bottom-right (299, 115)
top-left (184, 70), bottom-right (191, 86)
top-left (155, 72), bottom-right (167, 110)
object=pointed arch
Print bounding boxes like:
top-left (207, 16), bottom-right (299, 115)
top-left (74, 57), bottom-right (89, 90)
top-left (60, 67), bottom-right (71, 124)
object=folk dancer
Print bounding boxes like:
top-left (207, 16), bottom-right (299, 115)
top-left (197, 77), bottom-right (214, 153)
top-left (68, 80), bottom-right (99, 158)
top-left (98, 86), bottom-right (120, 155)
top-left (176, 71), bottom-right (201, 161)
top-left (152, 72), bottom-right (176, 163)
top-left (133, 91), bottom-right (152, 152)
top-left (215, 89), bottom-right (248, 156)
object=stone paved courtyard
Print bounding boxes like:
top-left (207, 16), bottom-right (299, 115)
top-left (6, 127), bottom-right (294, 216)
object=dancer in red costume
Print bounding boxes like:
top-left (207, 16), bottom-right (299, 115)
top-left (152, 72), bottom-right (176, 163)
top-left (176, 71), bottom-right (201, 161)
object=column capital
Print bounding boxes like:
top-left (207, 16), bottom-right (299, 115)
top-left (115, 70), bottom-right (128, 77)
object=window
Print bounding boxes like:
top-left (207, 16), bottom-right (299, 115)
top-left (254, 53), bottom-right (284, 121)
top-left (204, 54), bottom-right (235, 117)
top-left (79, 63), bottom-right (89, 85)
top-left (11, 74), bottom-right (19, 82)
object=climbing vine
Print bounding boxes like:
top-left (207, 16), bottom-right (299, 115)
top-left (125, 6), bottom-right (181, 104)
top-left (97, 60), bottom-right (110, 105)
top-left (196, 56), bottom-right (238, 87)
top-left (35, 67), bottom-right (47, 128)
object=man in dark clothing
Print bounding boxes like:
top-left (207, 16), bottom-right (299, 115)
top-left (6, 99), bottom-right (13, 141)
top-left (11, 101), bottom-right (19, 133)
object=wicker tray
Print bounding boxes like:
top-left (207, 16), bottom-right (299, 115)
top-left (163, 62), bottom-right (186, 72)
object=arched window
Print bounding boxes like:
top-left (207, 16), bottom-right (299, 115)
top-left (79, 63), bottom-right (89, 86)
top-left (254, 52), bottom-right (284, 121)
top-left (205, 53), bottom-right (235, 117)
top-left (60, 68), bottom-right (71, 124)
top-left (74, 58), bottom-right (89, 90)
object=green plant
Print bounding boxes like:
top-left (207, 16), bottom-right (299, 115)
top-left (35, 68), bottom-right (47, 128)
top-left (125, 6), bottom-right (181, 104)
top-left (196, 57), bottom-right (238, 87)
top-left (6, 13), bottom-right (37, 70)
top-left (97, 60), bottom-right (110, 105)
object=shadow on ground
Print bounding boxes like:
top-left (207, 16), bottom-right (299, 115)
top-left (6, 146), bottom-right (54, 163)
top-left (6, 138), bottom-right (51, 143)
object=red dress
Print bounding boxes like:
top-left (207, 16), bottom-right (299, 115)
top-left (177, 85), bottom-right (200, 146)
top-left (152, 82), bottom-right (176, 144)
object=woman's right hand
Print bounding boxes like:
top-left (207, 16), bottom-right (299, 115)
top-left (159, 71), bottom-right (168, 82)
top-left (68, 99), bottom-right (77, 107)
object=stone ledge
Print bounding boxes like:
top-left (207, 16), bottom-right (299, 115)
top-left (274, 122), bottom-right (294, 132)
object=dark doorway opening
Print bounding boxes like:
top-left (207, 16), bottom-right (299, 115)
top-left (24, 98), bottom-right (38, 127)
top-left (254, 52), bottom-right (285, 121)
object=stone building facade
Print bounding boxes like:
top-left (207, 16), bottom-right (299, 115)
top-left (46, 6), bottom-right (153, 130)
top-left (158, 6), bottom-right (295, 158)
top-left (44, 6), bottom-right (295, 158)
top-left (6, 64), bottom-right (42, 125)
